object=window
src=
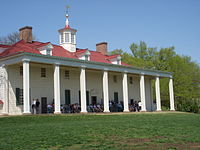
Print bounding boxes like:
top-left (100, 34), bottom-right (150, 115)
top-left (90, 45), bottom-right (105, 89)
top-left (41, 68), bottom-right (46, 77)
top-left (71, 33), bottom-right (75, 44)
top-left (20, 66), bottom-right (23, 76)
top-left (61, 34), bottom-right (64, 43)
top-left (85, 55), bottom-right (89, 61)
top-left (64, 70), bottom-right (69, 79)
top-left (113, 75), bottom-right (117, 83)
top-left (46, 49), bottom-right (51, 55)
top-left (130, 77), bottom-right (133, 84)
top-left (117, 60), bottom-right (120, 65)
top-left (16, 88), bottom-right (23, 105)
top-left (65, 33), bottom-right (70, 43)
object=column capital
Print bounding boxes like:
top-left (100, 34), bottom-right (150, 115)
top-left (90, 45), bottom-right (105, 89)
top-left (123, 70), bottom-right (128, 73)
top-left (156, 74), bottom-right (160, 77)
top-left (140, 72), bottom-right (145, 76)
top-left (0, 64), bottom-right (6, 68)
top-left (80, 65), bottom-right (86, 69)
top-left (103, 68), bottom-right (109, 71)
top-left (54, 63), bottom-right (60, 66)
top-left (22, 59), bottom-right (30, 63)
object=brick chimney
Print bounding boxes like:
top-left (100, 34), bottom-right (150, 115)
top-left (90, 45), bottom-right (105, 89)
top-left (96, 42), bottom-right (108, 55)
top-left (19, 26), bottom-right (32, 43)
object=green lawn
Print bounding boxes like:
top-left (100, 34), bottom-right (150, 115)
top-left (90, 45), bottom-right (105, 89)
top-left (0, 112), bottom-right (200, 150)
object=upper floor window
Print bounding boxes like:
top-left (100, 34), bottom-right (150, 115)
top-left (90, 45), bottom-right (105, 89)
top-left (65, 70), bottom-right (70, 79)
top-left (20, 66), bottom-right (23, 76)
top-left (65, 33), bottom-right (70, 43)
top-left (71, 34), bottom-right (75, 44)
top-left (41, 68), bottom-right (46, 77)
top-left (113, 75), bottom-right (117, 83)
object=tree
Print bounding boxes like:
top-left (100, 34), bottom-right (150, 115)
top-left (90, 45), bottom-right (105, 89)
top-left (0, 32), bottom-right (37, 45)
top-left (111, 41), bottom-right (200, 112)
top-left (0, 32), bottom-right (20, 45)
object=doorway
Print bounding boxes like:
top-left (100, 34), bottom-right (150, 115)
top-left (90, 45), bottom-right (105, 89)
top-left (65, 90), bottom-right (71, 105)
top-left (114, 92), bottom-right (118, 103)
top-left (41, 97), bottom-right (47, 113)
top-left (91, 96), bottom-right (97, 105)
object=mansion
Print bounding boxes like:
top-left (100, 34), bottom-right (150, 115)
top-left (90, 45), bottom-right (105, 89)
top-left (0, 13), bottom-right (175, 115)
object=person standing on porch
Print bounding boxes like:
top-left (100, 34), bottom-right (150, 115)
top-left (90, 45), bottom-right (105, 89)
top-left (32, 99), bottom-right (36, 114)
top-left (36, 99), bottom-right (40, 114)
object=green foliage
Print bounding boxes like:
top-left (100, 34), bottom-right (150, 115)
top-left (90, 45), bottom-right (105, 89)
top-left (111, 41), bottom-right (200, 113)
top-left (176, 99), bottom-right (199, 113)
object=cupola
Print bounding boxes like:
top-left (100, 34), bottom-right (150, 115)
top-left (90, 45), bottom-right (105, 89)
top-left (58, 10), bottom-right (77, 52)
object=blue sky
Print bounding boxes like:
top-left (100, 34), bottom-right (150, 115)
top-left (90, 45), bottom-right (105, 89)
top-left (0, 0), bottom-right (199, 64)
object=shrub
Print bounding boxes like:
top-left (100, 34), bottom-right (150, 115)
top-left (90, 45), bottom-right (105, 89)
top-left (176, 99), bottom-right (199, 113)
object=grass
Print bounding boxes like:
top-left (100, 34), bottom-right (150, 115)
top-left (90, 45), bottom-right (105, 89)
top-left (0, 112), bottom-right (200, 150)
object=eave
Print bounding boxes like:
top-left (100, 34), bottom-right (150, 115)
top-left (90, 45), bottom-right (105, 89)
top-left (0, 52), bottom-right (173, 78)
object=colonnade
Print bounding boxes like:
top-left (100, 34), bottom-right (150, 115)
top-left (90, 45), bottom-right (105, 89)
top-left (20, 61), bottom-right (175, 114)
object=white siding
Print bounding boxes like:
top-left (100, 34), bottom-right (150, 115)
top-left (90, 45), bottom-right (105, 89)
top-left (128, 75), bottom-right (140, 103)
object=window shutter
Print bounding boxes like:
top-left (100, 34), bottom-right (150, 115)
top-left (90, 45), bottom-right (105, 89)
top-left (16, 88), bottom-right (20, 105)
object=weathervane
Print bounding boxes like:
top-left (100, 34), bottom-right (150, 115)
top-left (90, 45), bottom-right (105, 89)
top-left (65, 5), bottom-right (70, 28)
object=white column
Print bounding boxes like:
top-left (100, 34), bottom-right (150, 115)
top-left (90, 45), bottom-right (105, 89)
top-left (80, 67), bottom-right (87, 113)
top-left (54, 64), bottom-right (61, 114)
top-left (122, 72), bottom-right (129, 112)
top-left (140, 74), bottom-right (146, 111)
top-left (23, 59), bottom-right (30, 114)
top-left (169, 78), bottom-right (175, 111)
top-left (155, 76), bottom-right (161, 111)
top-left (1, 65), bottom-right (8, 114)
top-left (103, 70), bottom-right (110, 112)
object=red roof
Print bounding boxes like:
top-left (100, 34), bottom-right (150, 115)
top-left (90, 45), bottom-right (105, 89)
top-left (0, 44), bottom-right (11, 48)
top-left (0, 40), bottom-right (129, 66)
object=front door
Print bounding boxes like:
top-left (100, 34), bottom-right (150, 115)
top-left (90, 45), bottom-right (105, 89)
top-left (41, 97), bottom-right (47, 113)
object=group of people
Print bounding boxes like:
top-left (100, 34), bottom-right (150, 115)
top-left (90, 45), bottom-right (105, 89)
top-left (32, 99), bottom-right (141, 114)
top-left (129, 101), bottom-right (141, 112)
top-left (31, 99), bottom-right (40, 114)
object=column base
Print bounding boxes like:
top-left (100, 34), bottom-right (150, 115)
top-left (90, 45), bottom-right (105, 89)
top-left (156, 109), bottom-right (162, 112)
top-left (80, 111), bottom-right (88, 114)
top-left (140, 110), bottom-right (147, 112)
top-left (123, 110), bottom-right (130, 113)
top-left (23, 112), bottom-right (31, 115)
top-left (103, 110), bottom-right (110, 113)
top-left (0, 113), bottom-right (9, 116)
top-left (54, 111), bottom-right (61, 114)
top-left (170, 109), bottom-right (175, 111)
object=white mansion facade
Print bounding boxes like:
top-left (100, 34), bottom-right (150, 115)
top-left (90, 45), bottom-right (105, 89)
top-left (0, 13), bottom-right (175, 115)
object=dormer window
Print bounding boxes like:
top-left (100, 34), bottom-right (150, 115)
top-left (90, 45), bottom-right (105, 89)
top-left (107, 55), bottom-right (122, 65)
top-left (46, 48), bottom-right (51, 56)
top-left (77, 50), bottom-right (91, 61)
top-left (117, 56), bottom-right (121, 65)
top-left (85, 55), bottom-right (89, 61)
top-left (85, 50), bottom-right (90, 61)
top-left (38, 43), bottom-right (53, 56)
